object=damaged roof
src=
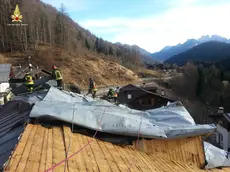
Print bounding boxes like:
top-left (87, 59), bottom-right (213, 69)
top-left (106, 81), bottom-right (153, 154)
top-left (0, 101), bottom-right (32, 171)
top-left (4, 124), bottom-right (230, 172)
top-left (29, 87), bottom-right (216, 139)
top-left (3, 86), bottom-right (230, 171)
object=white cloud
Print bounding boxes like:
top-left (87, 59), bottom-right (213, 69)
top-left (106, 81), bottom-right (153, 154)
top-left (79, 3), bottom-right (230, 53)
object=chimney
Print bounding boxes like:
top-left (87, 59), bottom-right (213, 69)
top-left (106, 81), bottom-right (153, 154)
top-left (161, 89), bottom-right (164, 96)
top-left (218, 107), bottom-right (224, 115)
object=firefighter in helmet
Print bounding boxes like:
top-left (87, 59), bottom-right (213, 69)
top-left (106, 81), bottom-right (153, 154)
top-left (23, 72), bottom-right (34, 92)
top-left (87, 78), bottom-right (97, 98)
top-left (52, 66), bottom-right (63, 90)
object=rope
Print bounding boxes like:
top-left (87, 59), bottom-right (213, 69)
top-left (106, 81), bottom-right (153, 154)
top-left (44, 108), bottom-right (106, 172)
top-left (127, 112), bottom-right (144, 171)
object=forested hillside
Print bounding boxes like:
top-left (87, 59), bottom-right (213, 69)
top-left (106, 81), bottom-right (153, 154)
top-left (0, 0), bottom-right (150, 69)
top-left (167, 62), bottom-right (230, 123)
top-left (165, 41), bottom-right (230, 66)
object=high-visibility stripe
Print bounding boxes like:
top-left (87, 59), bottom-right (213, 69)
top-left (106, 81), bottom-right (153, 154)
top-left (55, 70), bottom-right (63, 80)
top-left (25, 75), bottom-right (34, 84)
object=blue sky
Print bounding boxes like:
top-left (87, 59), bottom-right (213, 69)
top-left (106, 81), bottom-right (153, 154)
top-left (42, 0), bottom-right (230, 53)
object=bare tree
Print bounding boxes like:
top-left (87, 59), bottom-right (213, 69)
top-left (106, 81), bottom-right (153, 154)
top-left (0, 0), bottom-right (144, 69)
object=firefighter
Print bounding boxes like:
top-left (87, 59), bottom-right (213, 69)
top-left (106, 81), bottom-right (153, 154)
top-left (114, 90), bottom-right (118, 103)
top-left (87, 78), bottom-right (97, 98)
top-left (115, 87), bottom-right (120, 94)
top-left (107, 88), bottom-right (118, 102)
top-left (23, 72), bottom-right (34, 92)
top-left (52, 66), bottom-right (63, 90)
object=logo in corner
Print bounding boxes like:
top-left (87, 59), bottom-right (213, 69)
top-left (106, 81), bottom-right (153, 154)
top-left (11, 4), bottom-right (23, 22)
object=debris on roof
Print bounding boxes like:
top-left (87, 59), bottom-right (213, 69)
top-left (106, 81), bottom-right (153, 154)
top-left (9, 65), bottom-right (55, 96)
top-left (0, 100), bottom-right (32, 171)
top-left (0, 64), bottom-right (12, 105)
top-left (10, 76), bottom-right (52, 95)
top-left (0, 64), bottom-right (11, 84)
top-left (12, 90), bottom-right (48, 104)
top-left (2, 84), bottom-right (230, 171)
top-left (204, 141), bottom-right (230, 169)
top-left (29, 87), bottom-right (216, 139)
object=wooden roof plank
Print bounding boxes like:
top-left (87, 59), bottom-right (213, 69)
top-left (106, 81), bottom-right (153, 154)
top-left (113, 145), bottom-right (141, 172)
top-left (39, 127), bottom-right (49, 172)
top-left (96, 139), bottom-right (121, 172)
top-left (135, 151), bottom-right (159, 172)
top-left (103, 142), bottom-right (130, 171)
top-left (52, 127), bottom-right (66, 172)
top-left (140, 136), bottom-right (205, 168)
top-left (24, 124), bottom-right (46, 172)
top-left (4, 124), bottom-right (34, 171)
top-left (71, 133), bottom-right (87, 172)
top-left (180, 138), bottom-right (189, 164)
top-left (175, 140), bottom-right (186, 164)
top-left (62, 126), bottom-right (80, 172)
top-left (82, 135), bottom-right (101, 172)
top-left (45, 127), bottom-right (53, 171)
top-left (5, 124), bottom-right (230, 172)
top-left (123, 147), bottom-right (144, 169)
top-left (125, 148), bottom-right (152, 172)
top-left (86, 136), bottom-right (112, 172)
top-left (62, 126), bottom-right (71, 172)
top-left (197, 136), bottom-right (206, 168)
top-left (77, 133), bottom-right (95, 171)
top-left (16, 125), bottom-right (38, 172)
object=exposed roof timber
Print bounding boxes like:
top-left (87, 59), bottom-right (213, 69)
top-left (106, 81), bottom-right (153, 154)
top-left (4, 124), bottom-right (230, 172)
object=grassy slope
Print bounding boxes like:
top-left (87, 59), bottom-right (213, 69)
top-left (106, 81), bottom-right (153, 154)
top-left (1, 47), bottom-right (143, 89)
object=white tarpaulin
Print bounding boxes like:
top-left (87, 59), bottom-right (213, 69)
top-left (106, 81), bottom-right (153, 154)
top-left (204, 142), bottom-right (230, 169)
top-left (46, 88), bottom-right (95, 103)
top-left (30, 87), bottom-right (216, 139)
top-left (145, 102), bottom-right (216, 138)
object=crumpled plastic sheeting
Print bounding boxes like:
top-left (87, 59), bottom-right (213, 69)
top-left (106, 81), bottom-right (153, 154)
top-left (204, 142), bottom-right (230, 169)
top-left (145, 102), bottom-right (216, 138)
top-left (43, 87), bottom-right (94, 103)
top-left (30, 100), bottom-right (167, 138)
top-left (30, 87), bottom-right (216, 139)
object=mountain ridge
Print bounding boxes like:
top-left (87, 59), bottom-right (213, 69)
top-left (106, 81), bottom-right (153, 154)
top-left (151, 35), bottom-right (230, 62)
top-left (165, 41), bottom-right (230, 66)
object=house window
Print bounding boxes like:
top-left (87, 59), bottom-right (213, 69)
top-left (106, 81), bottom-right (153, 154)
top-left (142, 99), bottom-right (151, 105)
top-left (127, 92), bottom-right (132, 99)
top-left (140, 98), bottom-right (154, 106)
